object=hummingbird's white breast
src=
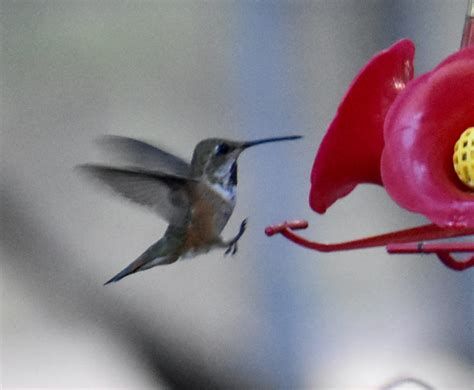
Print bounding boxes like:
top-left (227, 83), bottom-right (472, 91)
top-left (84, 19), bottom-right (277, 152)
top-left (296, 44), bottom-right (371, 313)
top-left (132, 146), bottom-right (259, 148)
top-left (209, 182), bottom-right (236, 202)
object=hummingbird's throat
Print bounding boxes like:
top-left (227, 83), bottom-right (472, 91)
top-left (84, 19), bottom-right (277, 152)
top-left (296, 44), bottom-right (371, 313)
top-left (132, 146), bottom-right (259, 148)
top-left (205, 159), bottom-right (237, 201)
top-left (206, 156), bottom-right (236, 182)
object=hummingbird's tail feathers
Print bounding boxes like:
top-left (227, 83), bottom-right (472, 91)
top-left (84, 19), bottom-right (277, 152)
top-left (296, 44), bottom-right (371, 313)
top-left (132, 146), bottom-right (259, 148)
top-left (138, 255), bottom-right (179, 271)
top-left (103, 243), bottom-right (179, 285)
top-left (103, 256), bottom-right (177, 285)
top-left (103, 262), bottom-right (140, 285)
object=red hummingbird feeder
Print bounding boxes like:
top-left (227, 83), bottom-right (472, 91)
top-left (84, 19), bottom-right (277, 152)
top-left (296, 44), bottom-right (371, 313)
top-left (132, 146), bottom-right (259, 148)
top-left (266, 2), bottom-right (474, 271)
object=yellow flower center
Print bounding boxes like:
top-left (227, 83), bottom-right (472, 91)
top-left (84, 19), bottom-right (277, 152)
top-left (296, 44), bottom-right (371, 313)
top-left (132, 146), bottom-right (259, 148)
top-left (453, 127), bottom-right (474, 188)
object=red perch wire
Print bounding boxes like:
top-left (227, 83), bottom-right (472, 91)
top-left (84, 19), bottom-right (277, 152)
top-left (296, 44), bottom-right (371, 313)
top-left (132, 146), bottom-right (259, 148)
top-left (265, 220), bottom-right (474, 271)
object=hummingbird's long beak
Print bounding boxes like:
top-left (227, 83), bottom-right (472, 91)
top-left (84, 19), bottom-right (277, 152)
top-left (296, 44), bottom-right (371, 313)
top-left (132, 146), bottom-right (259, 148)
top-left (240, 135), bottom-right (302, 150)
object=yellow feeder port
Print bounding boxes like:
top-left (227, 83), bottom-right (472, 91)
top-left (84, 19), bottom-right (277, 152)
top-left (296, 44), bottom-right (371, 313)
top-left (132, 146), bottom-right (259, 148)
top-left (453, 127), bottom-right (474, 189)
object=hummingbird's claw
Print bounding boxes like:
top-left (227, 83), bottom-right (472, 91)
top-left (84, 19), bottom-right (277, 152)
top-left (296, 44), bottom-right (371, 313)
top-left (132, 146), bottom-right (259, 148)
top-left (224, 218), bottom-right (247, 256)
top-left (239, 218), bottom-right (248, 235)
top-left (224, 244), bottom-right (236, 256)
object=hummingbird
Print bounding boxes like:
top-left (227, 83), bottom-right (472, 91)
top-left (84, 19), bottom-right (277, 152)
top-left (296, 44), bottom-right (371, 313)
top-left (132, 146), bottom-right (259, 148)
top-left (79, 134), bottom-right (302, 285)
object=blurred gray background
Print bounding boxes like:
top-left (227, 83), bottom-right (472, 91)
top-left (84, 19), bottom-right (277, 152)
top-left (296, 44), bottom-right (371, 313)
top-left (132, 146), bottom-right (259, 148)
top-left (1, 0), bottom-right (473, 388)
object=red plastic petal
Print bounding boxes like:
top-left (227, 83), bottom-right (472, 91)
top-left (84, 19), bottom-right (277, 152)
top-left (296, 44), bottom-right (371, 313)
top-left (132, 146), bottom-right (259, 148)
top-left (309, 39), bottom-right (415, 213)
top-left (381, 47), bottom-right (474, 227)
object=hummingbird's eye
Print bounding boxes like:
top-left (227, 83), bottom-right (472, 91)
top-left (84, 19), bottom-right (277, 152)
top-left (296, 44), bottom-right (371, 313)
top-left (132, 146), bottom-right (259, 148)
top-left (215, 143), bottom-right (230, 155)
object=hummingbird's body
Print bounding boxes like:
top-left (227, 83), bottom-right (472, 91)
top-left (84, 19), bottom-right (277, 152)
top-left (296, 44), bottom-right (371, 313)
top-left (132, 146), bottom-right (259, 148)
top-left (79, 134), bottom-right (301, 284)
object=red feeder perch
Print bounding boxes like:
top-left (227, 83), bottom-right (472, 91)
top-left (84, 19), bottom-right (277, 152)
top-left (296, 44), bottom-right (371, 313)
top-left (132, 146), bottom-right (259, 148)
top-left (266, 3), bottom-right (474, 271)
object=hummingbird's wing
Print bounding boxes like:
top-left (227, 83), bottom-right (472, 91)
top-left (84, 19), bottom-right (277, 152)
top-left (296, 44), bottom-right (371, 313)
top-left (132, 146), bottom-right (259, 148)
top-left (78, 164), bottom-right (194, 225)
top-left (96, 135), bottom-right (190, 177)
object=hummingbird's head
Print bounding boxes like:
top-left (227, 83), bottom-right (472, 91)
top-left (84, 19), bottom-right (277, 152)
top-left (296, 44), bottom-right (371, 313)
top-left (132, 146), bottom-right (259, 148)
top-left (191, 135), bottom-right (302, 184)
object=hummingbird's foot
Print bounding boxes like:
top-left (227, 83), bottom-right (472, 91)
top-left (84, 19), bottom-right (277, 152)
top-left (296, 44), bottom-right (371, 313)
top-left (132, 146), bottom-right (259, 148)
top-left (224, 218), bottom-right (247, 256)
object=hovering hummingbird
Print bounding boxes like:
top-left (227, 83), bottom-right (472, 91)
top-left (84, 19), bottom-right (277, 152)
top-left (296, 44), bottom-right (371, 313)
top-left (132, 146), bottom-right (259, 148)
top-left (79, 134), bottom-right (302, 285)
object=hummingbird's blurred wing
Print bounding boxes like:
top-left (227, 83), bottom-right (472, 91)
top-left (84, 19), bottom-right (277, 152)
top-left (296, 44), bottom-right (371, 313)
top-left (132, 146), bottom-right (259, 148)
top-left (97, 135), bottom-right (190, 177)
top-left (79, 164), bottom-right (194, 225)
